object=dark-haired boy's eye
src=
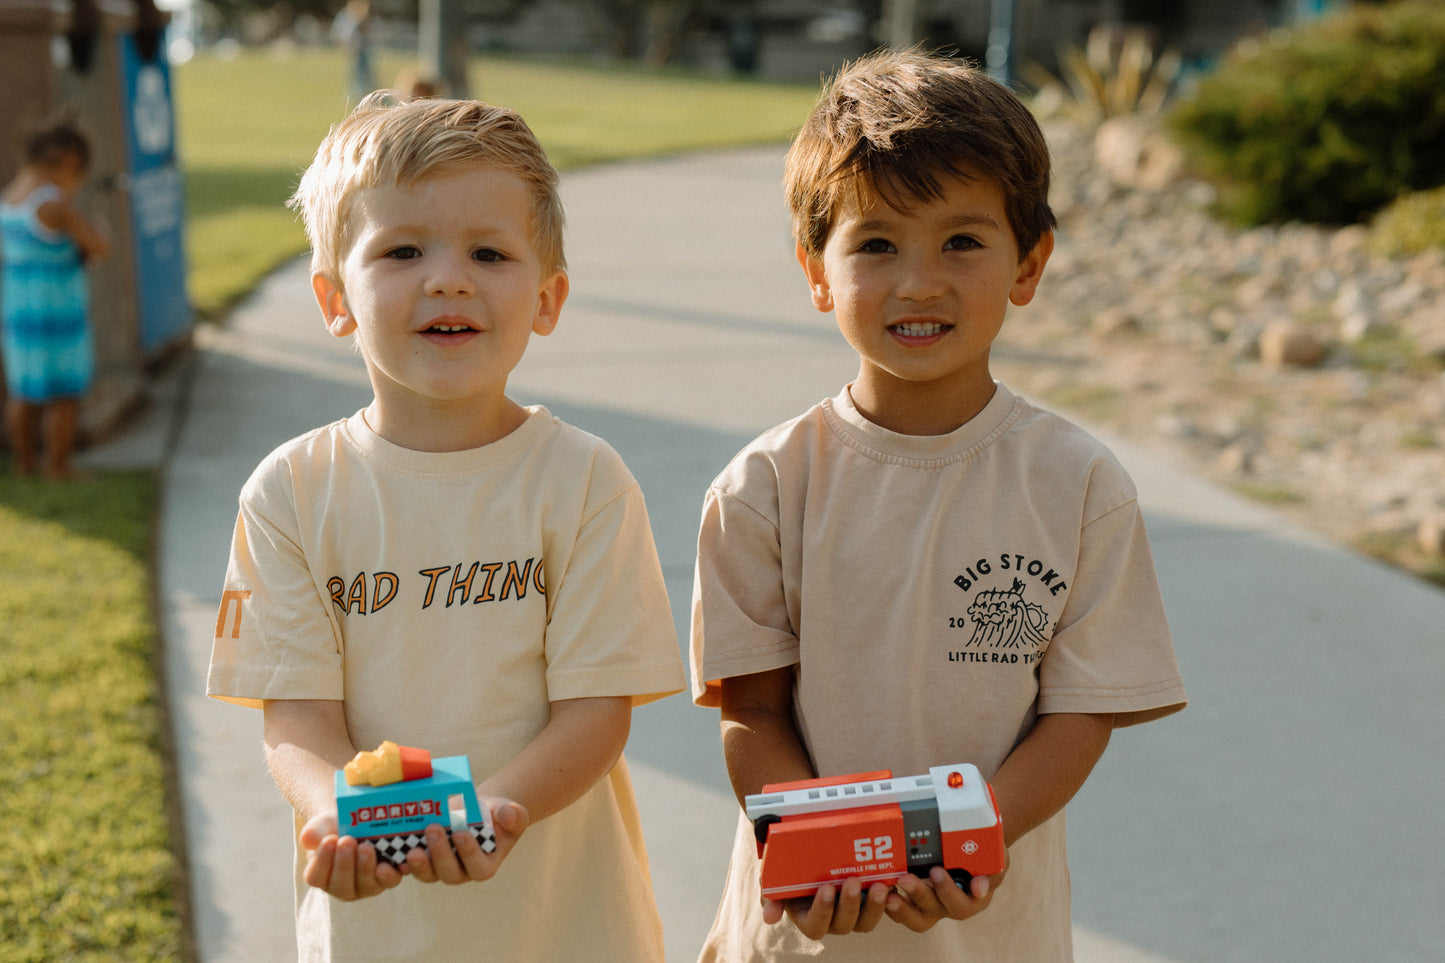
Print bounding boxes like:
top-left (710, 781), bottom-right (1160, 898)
top-left (945, 234), bottom-right (981, 251)
top-left (860, 238), bottom-right (895, 254)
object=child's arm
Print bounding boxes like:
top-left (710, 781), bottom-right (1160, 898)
top-left (403, 695), bottom-right (627, 885)
top-left (37, 196), bottom-right (109, 263)
top-left (262, 698), bottom-right (406, 901)
top-left (720, 668), bottom-right (894, 939)
top-left (719, 666), bottom-right (814, 800)
top-left (887, 711), bottom-right (1113, 932)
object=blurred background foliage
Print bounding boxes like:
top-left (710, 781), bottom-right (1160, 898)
top-left (1167, 0), bottom-right (1445, 230)
top-left (175, 49), bottom-right (816, 318)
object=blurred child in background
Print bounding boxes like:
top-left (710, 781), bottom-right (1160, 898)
top-left (1, 114), bottom-right (110, 480)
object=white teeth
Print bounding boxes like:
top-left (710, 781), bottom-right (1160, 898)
top-left (893, 322), bottom-right (946, 337)
top-left (432, 325), bottom-right (468, 332)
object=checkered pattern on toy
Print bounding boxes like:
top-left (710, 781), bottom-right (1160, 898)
top-left (365, 823), bottom-right (497, 867)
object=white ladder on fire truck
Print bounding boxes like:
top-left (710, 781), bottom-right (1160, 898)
top-left (746, 763), bottom-right (996, 831)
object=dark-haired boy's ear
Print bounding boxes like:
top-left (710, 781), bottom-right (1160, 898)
top-left (531, 270), bottom-right (568, 337)
top-left (312, 272), bottom-right (355, 337)
top-left (1009, 231), bottom-right (1054, 308)
top-left (797, 243), bottom-right (834, 313)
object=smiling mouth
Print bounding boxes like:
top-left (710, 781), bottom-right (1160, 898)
top-left (890, 321), bottom-right (952, 338)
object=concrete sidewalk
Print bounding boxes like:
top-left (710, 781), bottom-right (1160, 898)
top-left (86, 147), bottom-right (1444, 961)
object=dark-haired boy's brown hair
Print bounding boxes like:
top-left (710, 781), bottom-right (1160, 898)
top-left (785, 49), bottom-right (1056, 261)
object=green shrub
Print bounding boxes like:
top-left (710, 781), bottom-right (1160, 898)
top-left (1369, 185), bottom-right (1445, 256)
top-left (1168, 1), bottom-right (1445, 225)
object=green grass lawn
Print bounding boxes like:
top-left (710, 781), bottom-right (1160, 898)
top-left (176, 49), bottom-right (816, 316)
top-left (0, 473), bottom-right (183, 961)
top-left (0, 49), bottom-right (819, 959)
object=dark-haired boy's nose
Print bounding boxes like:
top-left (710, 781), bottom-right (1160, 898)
top-left (895, 254), bottom-right (946, 302)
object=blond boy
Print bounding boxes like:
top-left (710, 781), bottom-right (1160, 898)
top-left (208, 95), bottom-right (685, 961)
top-left (690, 52), bottom-right (1187, 960)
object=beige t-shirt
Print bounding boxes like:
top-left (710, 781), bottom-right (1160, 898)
top-left (208, 407), bottom-right (685, 962)
top-left (691, 385), bottom-right (1186, 962)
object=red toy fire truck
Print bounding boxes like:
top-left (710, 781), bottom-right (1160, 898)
top-left (744, 763), bottom-right (1005, 900)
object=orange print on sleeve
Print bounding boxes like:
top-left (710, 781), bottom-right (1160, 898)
top-left (216, 589), bottom-right (252, 639)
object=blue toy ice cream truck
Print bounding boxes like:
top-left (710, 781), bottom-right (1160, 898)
top-left (335, 741), bottom-right (496, 867)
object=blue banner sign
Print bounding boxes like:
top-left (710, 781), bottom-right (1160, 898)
top-left (118, 31), bottom-right (191, 353)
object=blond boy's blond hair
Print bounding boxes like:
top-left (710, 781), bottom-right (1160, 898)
top-left (291, 92), bottom-right (566, 283)
top-left (785, 50), bottom-right (1056, 261)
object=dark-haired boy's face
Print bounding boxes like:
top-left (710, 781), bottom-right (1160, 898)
top-left (800, 169), bottom-right (1050, 432)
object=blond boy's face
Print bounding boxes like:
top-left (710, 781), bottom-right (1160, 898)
top-left (313, 165), bottom-right (566, 446)
top-left (800, 169), bottom-right (1051, 433)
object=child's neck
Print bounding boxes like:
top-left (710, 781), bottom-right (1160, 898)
top-left (849, 373), bottom-right (997, 436)
top-left (364, 396), bottom-right (530, 453)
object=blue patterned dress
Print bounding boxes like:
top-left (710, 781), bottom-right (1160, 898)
top-left (1, 184), bottom-right (93, 402)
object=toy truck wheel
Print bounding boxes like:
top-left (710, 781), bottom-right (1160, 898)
top-left (946, 868), bottom-right (974, 891)
top-left (753, 814), bottom-right (780, 847)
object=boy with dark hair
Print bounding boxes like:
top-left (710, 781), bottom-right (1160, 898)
top-left (691, 50), bottom-right (1186, 961)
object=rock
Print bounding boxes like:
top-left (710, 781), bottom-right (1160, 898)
top-left (1259, 322), bottom-right (1329, 369)
top-left (1338, 311), bottom-right (1380, 345)
top-left (1217, 443), bottom-right (1254, 476)
top-left (1419, 517), bottom-right (1445, 557)
top-left (1420, 334), bottom-right (1445, 368)
top-left (1092, 116), bottom-right (1185, 191)
top-left (1329, 225), bottom-right (1368, 257)
top-left (1091, 306), bottom-right (1142, 337)
top-left (1236, 273), bottom-right (1283, 309)
top-left (1379, 280), bottom-right (1426, 319)
top-left (1332, 280), bottom-right (1372, 321)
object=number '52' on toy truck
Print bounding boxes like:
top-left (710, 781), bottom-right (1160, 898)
top-left (744, 764), bottom-right (1004, 900)
top-left (335, 741), bottom-right (497, 868)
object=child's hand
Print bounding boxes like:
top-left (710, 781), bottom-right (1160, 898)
top-left (885, 860), bottom-right (1008, 932)
top-left (406, 797), bottom-right (529, 885)
top-left (762, 879), bottom-right (892, 940)
top-left (298, 810), bottom-right (406, 901)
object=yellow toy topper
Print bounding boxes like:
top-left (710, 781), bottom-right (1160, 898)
top-left (343, 740), bottom-right (433, 787)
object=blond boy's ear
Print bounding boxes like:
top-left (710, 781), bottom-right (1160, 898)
top-left (796, 243), bottom-right (834, 313)
top-left (1009, 231), bottom-right (1054, 307)
top-left (530, 269), bottom-right (569, 337)
top-left (312, 272), bottom-right (355, 337)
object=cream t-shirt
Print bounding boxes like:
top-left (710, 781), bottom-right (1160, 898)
top-left (691, 384), bottom-right (1186, 962)
top-left (209, 407), bottom-right (686, 962)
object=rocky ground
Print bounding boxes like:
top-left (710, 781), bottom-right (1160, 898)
top-left (991, 118), bottom-right (1445, 587)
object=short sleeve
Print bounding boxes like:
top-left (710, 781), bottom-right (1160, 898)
top-left (1038, 498), bottom-right (1187, 726)
top-left (206, 466), bottom-right (345, 709)
top-left (541, 456), bottom-right (686, 707)
top-left (690, 486), bottom-right (800, 708)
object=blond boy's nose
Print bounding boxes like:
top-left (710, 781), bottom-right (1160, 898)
top-left (426, 252), bottom-right (476, 297)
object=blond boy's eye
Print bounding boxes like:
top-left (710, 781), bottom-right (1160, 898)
top-left (386, 246), bottom-right (420, 260)
top-left (859, 238), bottom-right (895, 254)
top-left (473, 247), bottom-right (506, 263)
